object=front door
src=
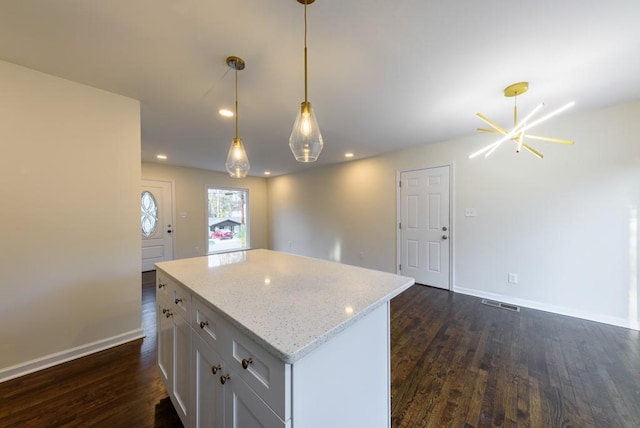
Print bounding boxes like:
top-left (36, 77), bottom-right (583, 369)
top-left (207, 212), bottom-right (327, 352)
top-left (141, 179), bottom-right (174, 272)
top-left (399, 166), bottom-right (451, 289)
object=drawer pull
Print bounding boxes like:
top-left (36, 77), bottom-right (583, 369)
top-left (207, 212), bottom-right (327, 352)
top-left (220, 374), bottom-right (231, 385)
top-left (158, 282), bottom-right (166, 289)
top-left (165, 311), bottom-right (173, 318)
top-left (241, 358), bottom-right (253, 370)
top-left (174, 298), bottom-right (183, 304)
top-left (162, 308), bottom-right (168, 314)
top-left (199, 320), bottom-right (209, 329)
top-left (211, 364), bottom-right (221, 375)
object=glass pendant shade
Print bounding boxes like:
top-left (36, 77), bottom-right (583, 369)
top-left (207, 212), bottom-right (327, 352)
top-left (289, 101), bottom-right (323, 162)
top-left (225, 137), bottom-right (250, 178)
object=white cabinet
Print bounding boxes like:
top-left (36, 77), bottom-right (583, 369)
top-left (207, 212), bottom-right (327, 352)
top-left (223, 369), bottom-right (286, 428)
top-left (193, 331), bottom-right (285, 428)
top-left (192, 333), bottom-right (224, 427)
top-left (157, 274), bottom-right (191, 427)
top-left (190, 294), bottom-right (288, 428)
top-left (157, 300), bottom-right (172, 387)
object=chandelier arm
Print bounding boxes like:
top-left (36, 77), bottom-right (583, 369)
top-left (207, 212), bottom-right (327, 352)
top-left (484, 140), bottom-right (506, 157)
top-left (521, 143), bottom-right (544, 159)
top-left (477, 128), bottom-right (505, 134)
top-left (469, 141), bottom-right (502, 159)
top-left (516, 103), bottom-right (544, 129)
top-left (522, 101), bottom-right (575, 132)
top-left (476, 113), bottom-right (508, 134)
top-left (523, 134), bottom-right (574, 145)
top-left (516, 132), bottom-right (524, 153)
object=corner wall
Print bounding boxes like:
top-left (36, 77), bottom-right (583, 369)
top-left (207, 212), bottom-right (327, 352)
top-left (0, 60), bottom-right (143, 380)
top-left (267, 101), bottom-right (640, 330)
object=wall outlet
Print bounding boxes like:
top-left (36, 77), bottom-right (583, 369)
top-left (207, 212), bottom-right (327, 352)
top-left (508, 273), bottom-right (518, 284)
top-left (465, 208), bottom-right (477, 217)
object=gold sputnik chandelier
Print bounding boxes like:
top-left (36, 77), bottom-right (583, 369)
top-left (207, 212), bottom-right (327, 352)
top-left (470, 82), bottom-right (575, 159)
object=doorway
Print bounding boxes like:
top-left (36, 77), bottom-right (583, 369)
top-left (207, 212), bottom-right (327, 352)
top-left (141, 179), bottom-right (174, 272)
top-left (398, 165), bottom-right (452, 290)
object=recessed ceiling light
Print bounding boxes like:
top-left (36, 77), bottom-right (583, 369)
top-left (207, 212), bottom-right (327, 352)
top-left (264, 171), bottom-right (271, 176)
top-left (344, 152), bottom-right (354, 158)
top-left (219, 108), bottom-right (234, 118)
top-left (156, 154), bottom-right (168, 160)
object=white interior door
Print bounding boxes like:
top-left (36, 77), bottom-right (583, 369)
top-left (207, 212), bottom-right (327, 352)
top-left (141, 179), bottom-right (174, 272)
top-left (399, 166), bottom-right (451, 289)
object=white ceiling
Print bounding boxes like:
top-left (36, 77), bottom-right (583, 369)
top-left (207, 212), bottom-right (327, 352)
top-left (1, 1), bottom-right (639, 176)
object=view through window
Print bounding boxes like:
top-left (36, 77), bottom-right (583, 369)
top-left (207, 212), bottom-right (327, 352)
top-left (207, 187), bottom-right (248, 254)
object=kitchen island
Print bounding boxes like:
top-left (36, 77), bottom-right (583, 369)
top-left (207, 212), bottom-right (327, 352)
top-left (156, 249), bottom-right (414, 428)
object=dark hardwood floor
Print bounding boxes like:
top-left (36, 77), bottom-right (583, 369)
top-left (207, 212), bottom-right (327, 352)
top-left (1, 273), bottom-right (639, 427)
top-left (391, 285), bottom-right (640, 427)
top-left (0, 271), bottom-right (182, 428)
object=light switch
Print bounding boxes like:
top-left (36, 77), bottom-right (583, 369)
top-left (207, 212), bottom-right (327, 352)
top-left (465, 208), bottom-right (477, 217)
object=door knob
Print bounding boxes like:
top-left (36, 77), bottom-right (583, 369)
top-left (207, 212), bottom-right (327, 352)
top-left (442, 235), bottom-right (448, 240)
top-left (442, 226), bottom-right (448, 231)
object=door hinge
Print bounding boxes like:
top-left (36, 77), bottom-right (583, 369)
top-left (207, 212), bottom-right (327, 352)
top-left (399, 264), bottom-right (402, 270)
top-left (399, 222), bottom-right (402, 230)
top-left (399, 180), bottom-right (402, 188)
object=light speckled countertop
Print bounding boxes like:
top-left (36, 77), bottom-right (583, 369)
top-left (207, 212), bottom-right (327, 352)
top-left (156, 249), bottom-right (414, 364)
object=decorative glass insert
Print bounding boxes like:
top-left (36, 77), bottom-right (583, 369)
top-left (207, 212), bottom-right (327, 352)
top-left (141, 191), bottom-right (158, 238)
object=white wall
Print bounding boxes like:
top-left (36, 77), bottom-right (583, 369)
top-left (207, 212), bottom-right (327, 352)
top-left (142, 162), bottom-right (269, 259)
top-left (268, 101), bottom-right (640, 330)
top-left (0, 60), bottom-right (142, 381)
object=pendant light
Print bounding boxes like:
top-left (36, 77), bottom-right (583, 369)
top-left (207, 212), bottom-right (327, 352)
top-left (225, 56), bottom-right (250, 178)
top-left (470, 82), bottom-right (575, 159)
top-left (289, 0), bottom-right (324, 163)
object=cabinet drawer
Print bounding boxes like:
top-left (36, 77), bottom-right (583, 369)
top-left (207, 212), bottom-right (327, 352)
top-left (223, 322), bottom-right (290, 422)
top-left (192, 296), bottom-right (290, 421)
top-left (192, 296), bottom-right (226, 351)
top-left (170, 280), bottom-right (191, 320)
top-left (156, 274), bottom-right (172, 304)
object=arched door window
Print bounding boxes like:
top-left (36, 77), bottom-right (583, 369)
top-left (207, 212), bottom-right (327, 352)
top-left (141, 191), bottom-right (158, 238)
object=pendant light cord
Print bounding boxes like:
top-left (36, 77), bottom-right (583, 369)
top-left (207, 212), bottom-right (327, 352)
top-left (235, 67), bottom-right (239, 139)
top-left (304, 1), bottom-right (308, 103)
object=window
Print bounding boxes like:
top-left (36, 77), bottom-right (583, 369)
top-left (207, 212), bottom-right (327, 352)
top-left (141, 191), bottom-right (158, 238)
top-left (207, 187), bottom-right (249, 254)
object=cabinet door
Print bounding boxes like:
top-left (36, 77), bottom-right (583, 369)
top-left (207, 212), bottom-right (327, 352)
top-left (173, 312), bottom-right (191, 426)
top-left (224, 372), bottom-right (287, 428)
top-left (193, 334), bottom-right (225, 428)
top-left (157, 302), bottom-right (173, 387)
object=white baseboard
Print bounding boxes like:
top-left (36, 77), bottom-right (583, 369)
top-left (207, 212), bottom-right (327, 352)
top-left (453, 286), bottom-right (639, 331)
top-left (0, 327), bottom-right (146, 384)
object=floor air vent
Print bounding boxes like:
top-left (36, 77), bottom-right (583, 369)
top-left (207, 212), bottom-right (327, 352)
top-left (481, 299), bottom-right (520, 312)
